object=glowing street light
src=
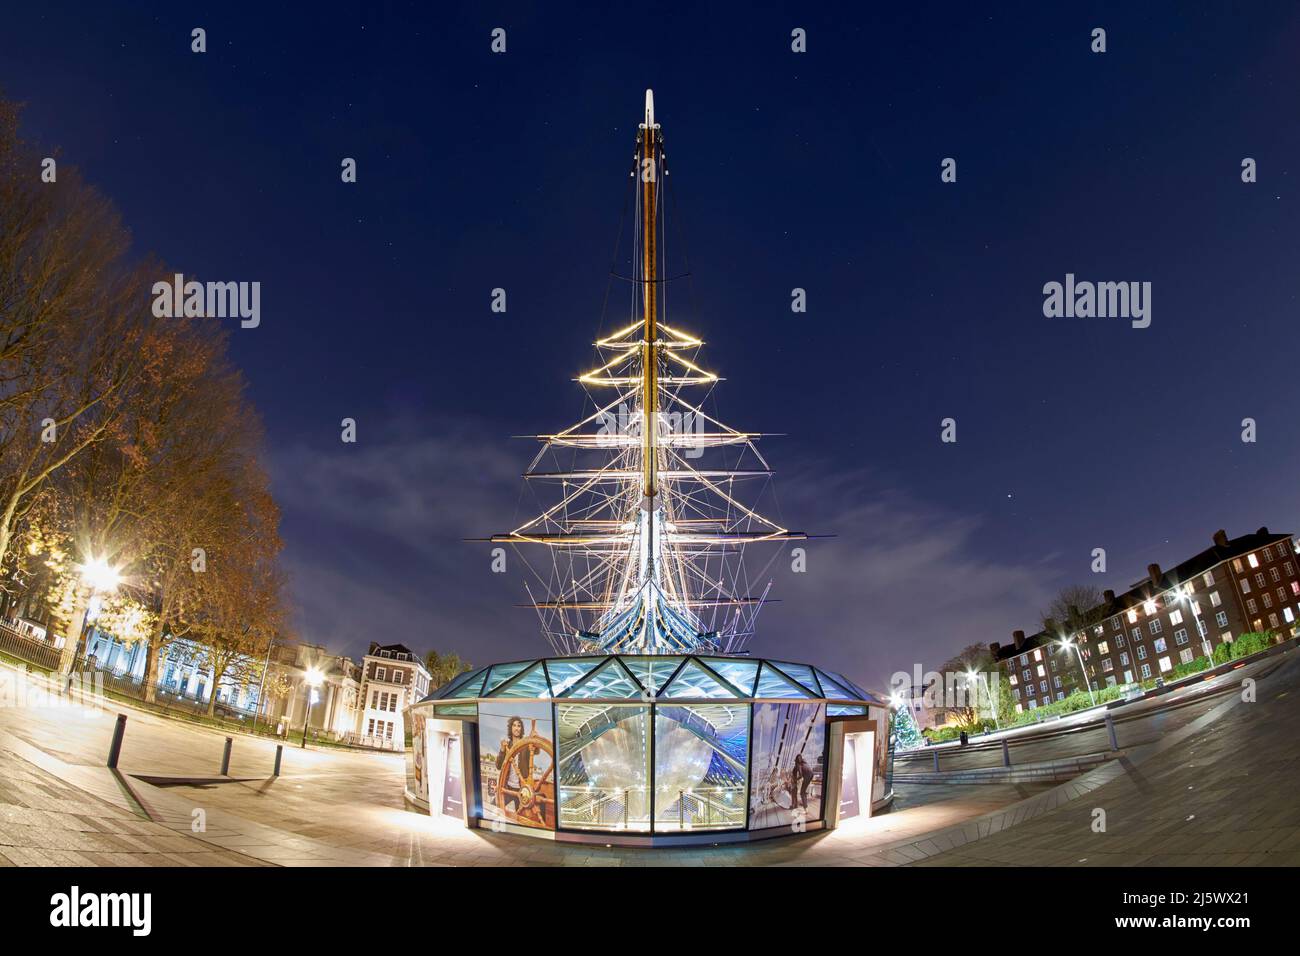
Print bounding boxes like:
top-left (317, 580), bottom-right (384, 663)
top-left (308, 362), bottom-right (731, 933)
top-left (1056, 636), bottom-right (1097, 707)
top-left (966, 668), bottom-right (999, 730)
top-left (78, 556), bottom-right (122, 595)
top-left (301, 666), bottom-right (325, 749)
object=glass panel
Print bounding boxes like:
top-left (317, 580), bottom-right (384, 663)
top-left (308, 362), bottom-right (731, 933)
top-left (621, 656), bottom-right (684, 697)
top-left (700, 658), bottom-right (760, 697)
top-left (440, 668), bottom-right (488, 699)
top-left (826, 703), bottom-right (867, 716)
top-left (660, 660), bottom-right (741, 699)
top-left (556, 704), bottom-right (651, 831)
top-left (754, 663), bottom-right (812, 698)
top-left (489, 662), bottom-right (552, 698)
top-left (483, 661), bottom-right (533, 695)
top-left (564, 658), bottom-right (643, 699)
top-left (771, 661), bottom-right (822, 695)
top-left (654, 704), bottom-right (749, 831)
top-left (824, 669), bottom-right (871, 700)
top-left (545, 658), bottom-right (603, 696)
top-left (749, 701), bottom-right (827, 830)
top-left (479, 701), bottom-right (556, 830)
top-left (434, 703), bottom-right (478, 716)
top-left (815, 670), bottom-right (860, 700)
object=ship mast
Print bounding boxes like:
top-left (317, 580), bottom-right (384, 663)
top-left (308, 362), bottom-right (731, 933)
top-left (486, 90), bottom-right (806, 656)
top-left (640, 89), bottom-right (660, 506)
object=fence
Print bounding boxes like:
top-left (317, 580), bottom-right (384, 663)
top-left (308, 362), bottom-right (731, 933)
top-left (0, 619), bottom-right (62, 671)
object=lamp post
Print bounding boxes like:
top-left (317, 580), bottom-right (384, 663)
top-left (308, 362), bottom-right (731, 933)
top-left (1177, 584), bottom-right (1210, 661)
top-left (966, 669), bottom-right (999, 730)
top-left (301, 667), bottom-right (324, 749)
top-left (1056, 636), bottom-right (1096, 707)
top-left (63, 556), bottom-right (123, 682)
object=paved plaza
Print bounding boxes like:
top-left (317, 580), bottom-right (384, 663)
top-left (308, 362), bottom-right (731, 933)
top-left (0, 649), bottom-right (1297, 867)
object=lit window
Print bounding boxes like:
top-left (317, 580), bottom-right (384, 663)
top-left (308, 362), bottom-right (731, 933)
top-left (1241, 579), bottom-right (1251, 594)
top-left (1127, 609), bottom-right (1138, 623)
top-left (1169, 609), bottom-right (1183, 626)
top-left (1097, 641), bottom-right (1109, 655)
top-left (1249, 553), bottom-right (1259, 568)
top-left (1202, 570), bottom-right (1215, 587)
top-left (1210, 590), bottom-right (1222, 607)
top-left (1154, 637), bottom-right (1167, 653)
top-left (1143, 600), bottom-right (1157, 616)
top-left (1158, 656), bottom-right (1172, 673)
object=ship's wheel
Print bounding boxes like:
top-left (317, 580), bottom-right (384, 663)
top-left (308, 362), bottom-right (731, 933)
top-left (496, 730), bottom-right (556, 828)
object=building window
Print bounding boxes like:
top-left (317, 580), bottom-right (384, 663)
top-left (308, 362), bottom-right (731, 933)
top-left (393, 670), bottom-right (404, 684)
top-left (1216, 610), bottom-right (1229, 627)
top-left (1039, 680), bottom-right (1048, 694)
top-left (367, 719), bottom-right (375, 736)
top-left (1287, 562), bottom-right (1295, 576)
top-left (1197, 619), bottom-right (1208, 636)
top-left (1054, 675), bottom-right (1062, 688)
top-left (1023, 669), bottom-right (1031, 682)
top-left (1149, 619), bottom-right (1162, 635)
top-left (1158, 656), bottom-right (1172, 673)
top-left (1131, 627), bottom-right (1141, 642)
top-left (1154, 637), bottom-right (1167, 653)
top-left (1033, 648), bottom-right (1042, 661)
top-left (1168, 609), bottom-right (1183, 626)
top-left (1203, 570), bottom-right (1215, 587)
top-left (1233, 558), bottom-right (1244, 573)
top-left (1136, 645), bottom-right (1148, 660)
top-left (375, 666), bottom-right (386, 682)
top-left (1210, 590), bottom-right (1221, 607)
top-left (1249, 553), bottom-right (1260, 569)
top-left (1271, 567), bottom-right (1282, 582)
top-left (1256, 572), bottom-right (1266, 588)
top-left (1097, 641), bottom-right (1109, 655)
top-left (1269, 613), bottom-right (1279, 628)
top-left (1111, 617), bottom-right (1122, 631)
top-left (1263, 593), bottom-right (1273, 609)
top-left (1143, 600), bottom-right (1157, 616)
top-left (1102, 659), bottom-right (1114, 672)
top-left (1120, 652), bottom-right (1129, 666)
top-left (1179, 648), bottom-right (1194, 664)
top-left (1140, 663), bottom-right (1152, 679)
top-left (1127, 609), bottom-right (1138, 624)
top-left (1174, 628), bottom-right (1188, 646)
top-left (1240, 579), bottom-right (1251, 594)
top-left (1247, 598), bottom-right (1258, 614)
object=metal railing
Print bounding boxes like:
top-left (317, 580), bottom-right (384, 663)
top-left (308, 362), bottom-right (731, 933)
top-left (0, 619), bottom-right (62, 671)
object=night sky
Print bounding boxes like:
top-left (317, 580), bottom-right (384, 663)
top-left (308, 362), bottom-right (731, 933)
top-left (4, 4), bottom-right (1299, 689)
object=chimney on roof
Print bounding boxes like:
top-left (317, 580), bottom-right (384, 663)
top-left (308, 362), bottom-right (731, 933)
top-left (1257, 526), bottom-right (1269, 536)
top-left (988, 642), bottom-right (1001, 659)
top-left (1103, 588), bottom-right (1116, 604)
top-left (1013, 629), bottom-right (1025, 650)
top-left (1148, 563), bottom-right (1162, 587)
top-left (1213, 529), bottom-right (1228, 548)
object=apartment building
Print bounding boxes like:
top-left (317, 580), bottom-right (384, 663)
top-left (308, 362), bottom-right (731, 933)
top-left (356, 641), bottom-right (432, 749)
top-left (993, 527), bottom-right (1299, 712)
top-left (990, 627), bottom-right (1090, 712)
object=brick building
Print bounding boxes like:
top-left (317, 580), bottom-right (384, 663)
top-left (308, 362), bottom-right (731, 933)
top-left (993, 527), bottom-right (1300, 712)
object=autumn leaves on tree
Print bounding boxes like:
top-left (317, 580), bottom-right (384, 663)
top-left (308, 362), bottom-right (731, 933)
top-left (0, 97), bottom-right (286, 698)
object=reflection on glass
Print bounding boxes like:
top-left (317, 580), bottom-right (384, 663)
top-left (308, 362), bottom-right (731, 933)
top-left (557, 704), bottom-right (651, 831)
top-left (654, 704), bottom-right (749, 831)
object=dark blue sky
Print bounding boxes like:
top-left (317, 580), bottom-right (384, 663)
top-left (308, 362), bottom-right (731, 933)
top-left (4, 3), bottom-right (1299, 688)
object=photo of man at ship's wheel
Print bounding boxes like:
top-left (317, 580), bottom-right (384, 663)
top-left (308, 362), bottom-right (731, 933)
top-left (479, 702), bottom-right (557, 831)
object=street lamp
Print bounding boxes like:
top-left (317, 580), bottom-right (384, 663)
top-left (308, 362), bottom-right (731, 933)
top-left (1175, 584), bottom-right (1210, 661)
top-left (966, 669), bottom-right (999, 730)
top-left (1056, 636), bottom-right (1097, 707)
top-left (300, 666), bottom-right (324, 749)
top-left (65, 555), bottom-right (123, 682)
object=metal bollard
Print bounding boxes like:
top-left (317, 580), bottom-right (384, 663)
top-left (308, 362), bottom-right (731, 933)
top-left (933, 750), bottom-right (940, 772)
top-left (1105, 711), bottom-right (1119, 751)
top-left (1002, 737), bottom-right (1011, 767)
top-left (107, 713), bottom-right (127, 769)
top-left (273, 744), bottom-right (283, 777)
top-left (220, 737), bottom-right (233, 775)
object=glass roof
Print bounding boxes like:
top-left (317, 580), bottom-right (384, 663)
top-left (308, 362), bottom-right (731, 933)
top-left (422, 655), bottom-right (879, 705)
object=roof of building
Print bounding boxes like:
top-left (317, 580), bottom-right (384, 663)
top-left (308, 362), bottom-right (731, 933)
top-left (992, 527), bottom-right (1292, 663)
